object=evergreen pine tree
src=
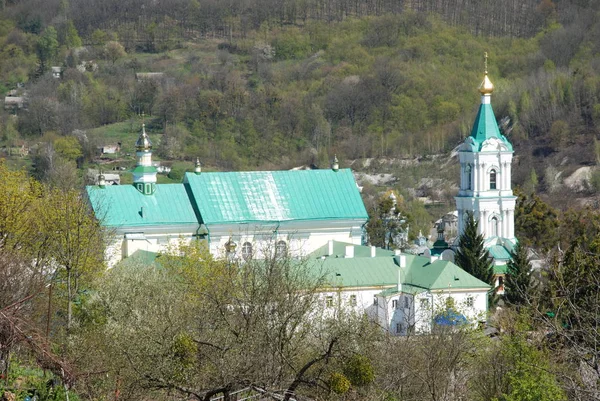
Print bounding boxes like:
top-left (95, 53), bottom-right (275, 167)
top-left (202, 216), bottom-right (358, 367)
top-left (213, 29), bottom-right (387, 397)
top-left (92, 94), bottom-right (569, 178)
top-left (504, 241), bottom-right (532, 307)
top-left (455, 212), bottom-right (494, 287)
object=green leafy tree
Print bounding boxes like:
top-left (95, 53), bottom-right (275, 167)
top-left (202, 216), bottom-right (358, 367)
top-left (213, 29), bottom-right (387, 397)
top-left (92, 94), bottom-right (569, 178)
top-left (514, 188), bottom-right (558, 252)
top-left (504, 242), bottom-right (532, 307)
top-left (41, 189), bottom-right (105, 333)
top-left (543, 211), bottom-right (600, 393)
top-left (343, 354), bottom-right (375, 387)
top-left (36, 26), bottom-right (59, 74)
top-left (58, 20), bottom-right (82, 49)
top-left (54, 136), bottom-right (82, 161)
top-left (501, 332), bottom-right (566, 401)
top-left (103, 41), bottom-right (126, 64)
top-left (455, 212), bottom-right (493, 287)
top-left (470, 314), bottom-right (566, 401)
top-left (366, 192), bottom-right (409, 250)
top-left (77, 242), bottom-right (377, 400)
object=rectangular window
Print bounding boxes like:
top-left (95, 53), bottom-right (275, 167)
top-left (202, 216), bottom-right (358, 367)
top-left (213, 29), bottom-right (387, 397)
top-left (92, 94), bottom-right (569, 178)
top-left (396, 323), bottom-right (403, 334)
top-left (326, 296), bottom-right (333, 308)
top-left (349, 295), bottom-right (357, 306)
top-left (420, 298), bottom-right (430, 310)
top-left (466, 296), bottom-right (474, 308)
top-left (392, 299), bottom-right (398, 309)
top-left (373, 296), bottom-right (378, 306)
top-left (404, 297), bottom-right (410, 309)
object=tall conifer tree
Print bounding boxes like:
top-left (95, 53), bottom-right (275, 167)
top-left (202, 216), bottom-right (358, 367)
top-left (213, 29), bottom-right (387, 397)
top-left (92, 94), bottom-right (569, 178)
top-left (455, 212), bottom-right (494, 287)
top-left (504, 242), bottom-right (532, 306)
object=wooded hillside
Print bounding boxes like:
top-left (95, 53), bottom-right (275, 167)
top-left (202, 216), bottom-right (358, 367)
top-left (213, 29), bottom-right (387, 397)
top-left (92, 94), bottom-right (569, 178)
top-left (1, 0), bottom-right (600, 203)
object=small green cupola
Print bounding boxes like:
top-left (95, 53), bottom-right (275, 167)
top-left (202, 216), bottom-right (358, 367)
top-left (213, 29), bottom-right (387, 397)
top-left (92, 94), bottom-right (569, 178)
top-left (132, 123), bottom-right (157, 195)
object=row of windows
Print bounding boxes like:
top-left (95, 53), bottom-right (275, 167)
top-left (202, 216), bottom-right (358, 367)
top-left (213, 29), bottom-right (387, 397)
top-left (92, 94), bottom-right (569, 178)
top-left (325, 295), bottom-right (357, 308)
top-left (370, 296), bottom-right (476, 309)
top-left (464, 165), bottom-right (498, 190)
top-left (232, 240), bottom-right (288, 260)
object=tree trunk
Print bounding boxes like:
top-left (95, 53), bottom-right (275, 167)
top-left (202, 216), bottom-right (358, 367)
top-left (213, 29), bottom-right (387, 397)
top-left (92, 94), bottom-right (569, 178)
top-left (67, 268), bottom-right (72, 333)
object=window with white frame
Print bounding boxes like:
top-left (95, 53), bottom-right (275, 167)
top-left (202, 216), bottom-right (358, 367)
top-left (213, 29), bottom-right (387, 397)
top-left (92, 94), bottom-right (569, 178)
top-left (490, 169), bottom-right (497, 190)
top-left (466, 296), bottom-right (474, 308)
top-left (325, 296), bottom-right (334, 308)
top-left (275, 240), bottom-right (287, 256)
top-left (466, 164), bottom-right (472, 190)
top-left (241, 242), bottom-right (253, 260)
top-left (349, 295), bottom-right (357, 306)
top-left (392, 299), bottom-right (398, 309)
top-left (491, 216), bottom-right (499, 237)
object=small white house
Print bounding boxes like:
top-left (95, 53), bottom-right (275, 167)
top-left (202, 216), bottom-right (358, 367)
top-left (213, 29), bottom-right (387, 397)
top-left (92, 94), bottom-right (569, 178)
top-left (51, 66), bottom-right (63, 79)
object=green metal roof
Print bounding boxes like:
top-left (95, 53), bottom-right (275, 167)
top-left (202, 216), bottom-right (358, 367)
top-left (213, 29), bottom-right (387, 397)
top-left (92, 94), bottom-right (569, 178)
top-left (312, 257), bottom-right (399, 288)
top-left (493, 264), bottom-right (508, 274)
top-left (310, 241), bottom-right (394, 258)
top-left (467, 103), bottom-right (513, 152)
top-left (86, 184), bottom-right (198, 227)
top-left (184, 169), bottom-right (368, 224)
top-left (488, 244), bottom-right (512, 260)
top-left (310, 244), bottom-right (490, 291)
top-left (405, 258), bottom-right (491, 291)
top-left (484, 237), bottom-right (515, 261)
top-left (132, 166), bottom-right (158, 173)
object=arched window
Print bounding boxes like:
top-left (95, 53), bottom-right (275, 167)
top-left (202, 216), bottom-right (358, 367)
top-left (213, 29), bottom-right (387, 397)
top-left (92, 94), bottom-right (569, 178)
top-left (465, 164), bottom-right (472, 190)
top-left (491, 217), bottom-right (498, 237)
top-left (490, 169), bottom-right (497, 190)
top-left (241, 242), bottom-right (253, 260)
top-left (276, 240), bottom-right (287, 256)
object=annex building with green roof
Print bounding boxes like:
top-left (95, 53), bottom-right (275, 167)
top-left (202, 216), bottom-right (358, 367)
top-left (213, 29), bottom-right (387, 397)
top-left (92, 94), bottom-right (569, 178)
top-left (305, 241), bottom-right (490, 335)
top-left (116, 240), bottom-right (491, 335)
top-left (86, 127), bottom-right (368, 266)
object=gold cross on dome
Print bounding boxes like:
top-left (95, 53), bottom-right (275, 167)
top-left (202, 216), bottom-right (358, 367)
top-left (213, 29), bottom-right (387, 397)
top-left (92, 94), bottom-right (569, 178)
top-left (484, 52), bottom-right (488, 74)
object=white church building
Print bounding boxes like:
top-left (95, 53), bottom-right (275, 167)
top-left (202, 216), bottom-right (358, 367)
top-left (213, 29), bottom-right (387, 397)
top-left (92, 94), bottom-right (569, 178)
top-left (87, 126), bottom-right (368, 267)
top-left (87, 61), bottom-right (512, 334)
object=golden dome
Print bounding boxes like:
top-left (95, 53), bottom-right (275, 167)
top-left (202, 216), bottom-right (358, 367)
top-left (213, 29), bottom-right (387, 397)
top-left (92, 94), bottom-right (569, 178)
top-left (135, 124), bottom-right (152, 151)
top-left (478, 73), bottom-right (494, 95)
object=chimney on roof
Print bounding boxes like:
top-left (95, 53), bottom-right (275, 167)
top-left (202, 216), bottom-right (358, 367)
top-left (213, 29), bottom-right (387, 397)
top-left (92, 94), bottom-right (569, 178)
top-left (328, 240), bottom-right (334, 256)
top-left (394, 254), bottom-right (406, 268)
top-left (370, 246), bottom-right (376, 257)
top-left (398, 269), bottom-right (402, 292)
top-left (345, 245), bottom-right (354, 258)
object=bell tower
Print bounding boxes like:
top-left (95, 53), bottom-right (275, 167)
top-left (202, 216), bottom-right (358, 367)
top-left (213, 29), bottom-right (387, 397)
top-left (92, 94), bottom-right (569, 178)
top-left (132, 123), bottom-right (157, 195)
top-left (455, 54), bottom-right (516, 243)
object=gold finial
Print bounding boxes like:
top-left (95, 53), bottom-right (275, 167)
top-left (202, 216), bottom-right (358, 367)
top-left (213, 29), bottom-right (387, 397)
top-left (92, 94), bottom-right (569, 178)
top-left (135, 122), bottom-right (152, 151)
top-left (478, 52), bottom-right (494, 95)
top-left (484, 52), bottom-right (488, 74)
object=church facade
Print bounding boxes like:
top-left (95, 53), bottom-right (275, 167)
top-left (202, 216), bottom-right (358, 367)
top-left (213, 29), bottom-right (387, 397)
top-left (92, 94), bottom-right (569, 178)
top-left (86, 127), bottom-right (368, 267)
